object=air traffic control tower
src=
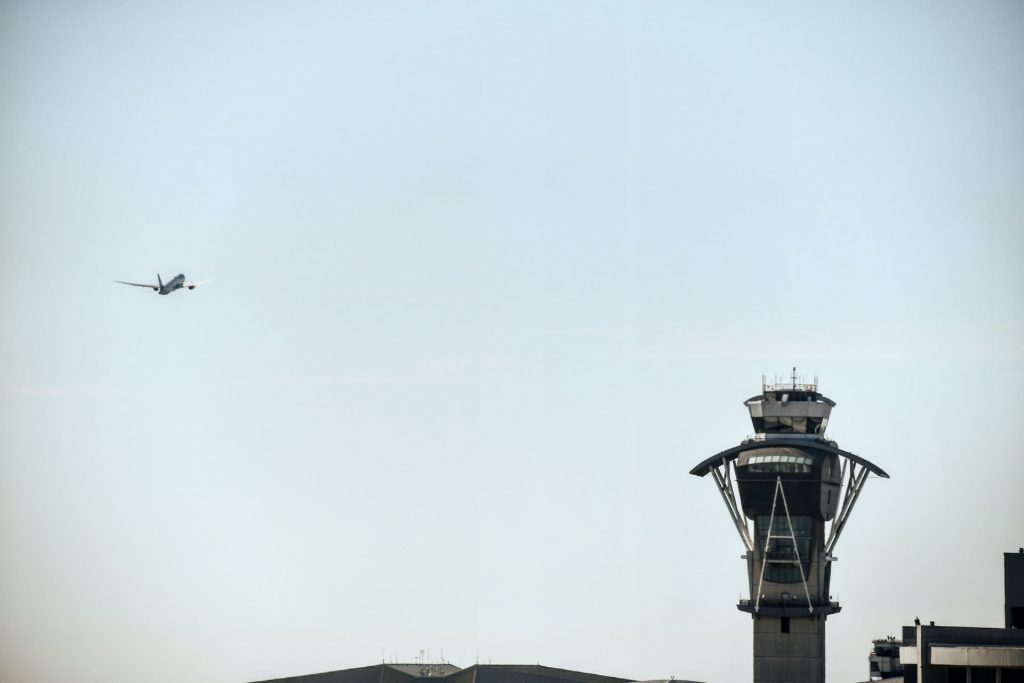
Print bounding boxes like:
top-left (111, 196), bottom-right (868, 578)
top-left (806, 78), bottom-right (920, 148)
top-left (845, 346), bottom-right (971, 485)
top-left (690, 371), bottom-right (888, 683)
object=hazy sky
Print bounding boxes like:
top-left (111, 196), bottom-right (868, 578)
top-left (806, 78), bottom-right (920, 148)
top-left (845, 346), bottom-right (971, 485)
top-left (1, 2), bottom-right (1022, 682)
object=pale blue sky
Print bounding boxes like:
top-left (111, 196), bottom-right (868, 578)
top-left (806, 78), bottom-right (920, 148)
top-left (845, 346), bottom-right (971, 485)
top-left (1, 2), bottom-right (1022, 682)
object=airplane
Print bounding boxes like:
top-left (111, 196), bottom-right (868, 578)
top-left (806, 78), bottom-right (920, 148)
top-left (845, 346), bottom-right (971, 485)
top-left (115, 273), bottom-right (213, 295)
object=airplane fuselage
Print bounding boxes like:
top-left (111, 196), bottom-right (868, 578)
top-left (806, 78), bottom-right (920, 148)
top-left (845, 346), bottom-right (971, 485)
top-left (159, 273), bottom-right (186, 295)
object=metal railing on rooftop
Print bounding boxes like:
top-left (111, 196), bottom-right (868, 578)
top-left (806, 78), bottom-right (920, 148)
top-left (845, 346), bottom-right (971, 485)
top-left (762, 369), bottom-right (818, 393)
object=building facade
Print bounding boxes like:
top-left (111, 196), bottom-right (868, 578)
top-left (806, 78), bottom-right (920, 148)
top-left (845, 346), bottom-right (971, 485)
top-left (896, 550), bottom-right (1024, 683)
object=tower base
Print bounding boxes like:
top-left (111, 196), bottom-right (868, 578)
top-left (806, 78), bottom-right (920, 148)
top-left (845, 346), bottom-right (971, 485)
top-left (753, 615), bottom-right (826, 683)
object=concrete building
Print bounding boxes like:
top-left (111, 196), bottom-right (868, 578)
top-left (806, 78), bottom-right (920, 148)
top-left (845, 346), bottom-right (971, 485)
top-left (690, 371), bottom-right (887, 683)
top-left (899, 623), bottom-right (1024, 683)
top-left (248, 663), bottom-right (703, 683)
top-left (893, 549), bottom-right (1024, 683)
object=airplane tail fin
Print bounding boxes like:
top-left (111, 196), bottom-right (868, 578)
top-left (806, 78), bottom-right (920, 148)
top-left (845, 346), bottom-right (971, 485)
top-left (157, 273), bottom-right (163, 289)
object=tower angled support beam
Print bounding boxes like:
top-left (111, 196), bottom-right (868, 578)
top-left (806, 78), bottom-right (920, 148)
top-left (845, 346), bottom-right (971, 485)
top-left (825, 461), bottom-right (871, 557)
top-left (831, 462), bottom-right (859, 542)
top-left (709, 458), bottom-right (754, 553)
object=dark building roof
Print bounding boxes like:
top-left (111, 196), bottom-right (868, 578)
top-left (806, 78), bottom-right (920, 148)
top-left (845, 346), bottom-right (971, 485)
top-left (249, 663), bottom-right (642, 683)
top-left (452, 664), bottom-right (634, 683)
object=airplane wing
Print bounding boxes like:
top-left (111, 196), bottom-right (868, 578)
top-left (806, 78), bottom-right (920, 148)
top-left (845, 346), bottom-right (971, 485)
top-left (115, 280), bottom-right (159, 291)
top-left (185, 278), bottom-right (214, 290)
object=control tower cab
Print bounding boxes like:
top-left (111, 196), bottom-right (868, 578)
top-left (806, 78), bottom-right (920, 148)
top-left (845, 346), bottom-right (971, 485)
top-left (690, 371), bottom-right (887, 683)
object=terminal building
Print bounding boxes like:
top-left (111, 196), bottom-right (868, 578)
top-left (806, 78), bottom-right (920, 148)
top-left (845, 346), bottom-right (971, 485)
top-left (887, 549), bottom-right (1024, 683)
top-left (248, 663), bottom-right (703, 683)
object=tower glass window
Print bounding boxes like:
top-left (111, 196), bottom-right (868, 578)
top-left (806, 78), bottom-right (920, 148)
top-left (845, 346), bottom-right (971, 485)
top-left (745, 454), bottom-right (814, 474)
top-left (752, 416), bottom-right (827, 434)
top-left (756, 515), bottom-right (813, 583)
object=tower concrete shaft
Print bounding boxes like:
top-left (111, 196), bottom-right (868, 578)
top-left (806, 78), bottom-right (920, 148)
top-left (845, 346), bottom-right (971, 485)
top-left (690, 371), bottom-right (887, 683)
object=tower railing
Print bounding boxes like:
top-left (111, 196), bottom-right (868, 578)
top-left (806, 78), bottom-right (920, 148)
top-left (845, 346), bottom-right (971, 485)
top-left (762, 369), bottom-right (818, 393)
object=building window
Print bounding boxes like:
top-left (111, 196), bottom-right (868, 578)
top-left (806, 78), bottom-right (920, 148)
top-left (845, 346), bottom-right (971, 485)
top-left (1000, 667), bottom-right (1024, 683)
top-left (755, 515), bottom-right (813, 583)
top-left (969, 668), bottom-right (996, 683)
top-left (780, 617), bottom-right (790, 634)
top-left (753, 416), bottom-right (827, 435)
top-left (744, 454), bottom-right (814, 474)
